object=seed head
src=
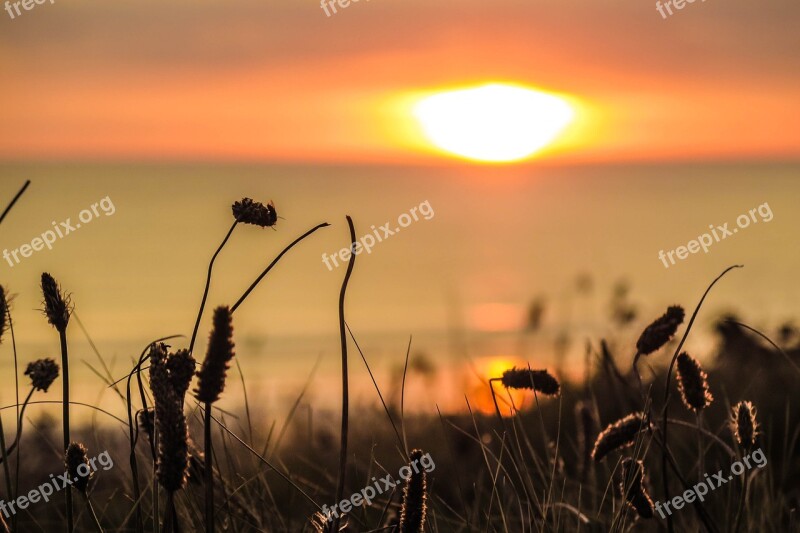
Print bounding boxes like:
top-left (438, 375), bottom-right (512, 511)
top-left (676, 352), bottom-right (713, 412)
top-left (41, 273), bottom-right (71, 332)
top-left (731, 401), bottom-right (758, 451)
top-left (619, 458), bottom-right (654, 519)
top-left (24, 358), bottom-right (60, 392)
top-left (636, 305), bottom-right (684, 355)
top-left (592, 412), bottom-right (649, 462)
top-left (65, 442), bottom-right (92, 493)
top-left (138, 408), bottom-right (155, 444)
top-left (149, 343), bottom-right (190, 492)
top-left (166, 349), bottom-right (196, 401)
top-left (194, 306), bottom-right (235, 404)
top-left (500, 367), bottom-right (560, 396)
top-left (399, 449), bottom-right (428, 533)
top-left (231, 198), bottom-right (277, 227)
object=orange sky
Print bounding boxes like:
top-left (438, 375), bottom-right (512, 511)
top-left (1, 0), bottom-right (798, 164)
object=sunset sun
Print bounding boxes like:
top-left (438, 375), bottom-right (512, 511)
top-left (413, 83), bottom-right (576, 163)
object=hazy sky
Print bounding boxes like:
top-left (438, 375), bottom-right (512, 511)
top-left (1, 0), bottom-right (798, 163)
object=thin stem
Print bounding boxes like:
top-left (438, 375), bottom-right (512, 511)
top-left (205, 409), bottom-right (320, 510)
top-left (204, 403), bottom-right (214, 533)
top-left (3, 388), bottom-right (35, 461)
top-left (59, 329), bottom-right (73, 533)
top-left (651, 430), bottom-right (719, 533)
top-left (399, 336), bottom-right (412, 456)
top-left (85, 497), bottom-right (104, 533)
top-left (7, 310), bottom-right (19, 533)
top-left (123, 337), bottom-right (178, 533)
top-left (733, 469), bottom-right (748, 533)
top-left (333, 216), bottom-right (356, 531)
top-left (190, 221), bottom-right (238, 354)
top-left (0, 180), bottom-right (30, 226)
top-left (697, 412), bottom-right (704, 481)
top-left (230, 222), bottom-right (330, 313)
top-left (660, 265), bottom-right (741, 533)
top-left (665, 417), bottom-right (736, 458)
top-left (726, 319), bottom-right (800, 376)
top-left (344, 324), bottom-right (405, 454)
top-left (0, 408), bottom-right (13, 533)
top-left (163, 492), bottom-right (174, 533)
top-left (4, 310), bottom-right (18, 532)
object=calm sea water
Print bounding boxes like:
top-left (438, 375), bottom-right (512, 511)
top-left (0, 161), bottom-right (797, 422)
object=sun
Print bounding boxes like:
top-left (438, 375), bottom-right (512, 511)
top-left (413, 83), bottom-right (576, 163)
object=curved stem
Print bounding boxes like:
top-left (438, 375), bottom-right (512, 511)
top-left (190, 221), bottom-right (238, 354)
top-left (726, 320), bottom-right (800, 376)
top-left (660, 265), bottom-right (741, 533)
top-left (0, 400), bottom-right (126, 426)
top-left (0, 389), bottom-right (35, 462)
top-left (230, 222), bottom-right (330, 313)
top-left (333, 216), bottom-right (356, 531)
top-left (665, 417), bottom-right (735, 458)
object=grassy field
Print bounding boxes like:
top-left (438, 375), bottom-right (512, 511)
top-left (0, 189), bottom-right (798, 533)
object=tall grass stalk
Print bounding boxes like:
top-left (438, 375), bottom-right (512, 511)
top-left (333, 216), bottom-right (356, 531)
top-left (659, 265), bottom-right (741, 533)
top-left (0, 181), bottom-right (28, 533)
top-left (126, 338), bottom-right (181, 533)
top-left (58, 330), bottom-right (72, 532)
top-left (0, 410), bottom-right (12, 533)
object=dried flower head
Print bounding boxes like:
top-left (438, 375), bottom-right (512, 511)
top-left (166, 349), bottom-right (196, 401)
top-left (592, 412), bottom-right (649, 462)
top-left (500, 367), bottom-right (560, 396)
top-left (676, 352), bottom-right (713, 412)
top-left (41, 273), bottom-right (71, 332)
top-left (138, 408), bottom-right (155, 444)
top-left (149, 343), bottom-right (190, 492)
top-left (24, 358), bottom-right (60, 392)
top-left (194, 306), bottom-right (235, 404)
top-left (619, 458), bottom-right (654, 519)
top-left (399, 449), bottom-right (428, 533)
top-left (636, 305), bottom-right (684, 355)
top-left (732, 401), bottom-right (759, 451)
top-left (65, 442), bottom-right (92, 493)
top-left (231, 198), bottom-right (277, 227)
